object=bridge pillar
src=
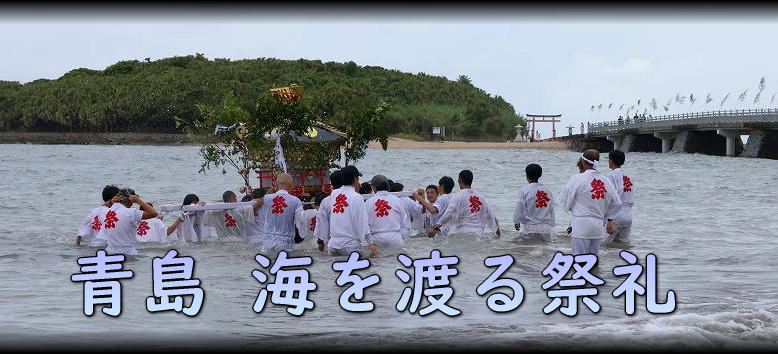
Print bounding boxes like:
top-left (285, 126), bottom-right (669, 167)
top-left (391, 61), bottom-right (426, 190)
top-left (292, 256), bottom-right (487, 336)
top-left (621, 134), bottom-right (637, 152)
top-left (653, 132), bottom-right (677, 153)
top-left (716, 129), bottom-right (743, 157)
top-left (742, 130), bottom-right (778, 159)
top-left (606, 135), bottom-right (624, 151)
top-left (742, 130), bottom-right (765, 158)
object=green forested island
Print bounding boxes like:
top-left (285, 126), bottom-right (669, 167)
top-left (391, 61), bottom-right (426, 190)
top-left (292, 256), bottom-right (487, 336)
top-left (0, 54), bottom-right (524, 140)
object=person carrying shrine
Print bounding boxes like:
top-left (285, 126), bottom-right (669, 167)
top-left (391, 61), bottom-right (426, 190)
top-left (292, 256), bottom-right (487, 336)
top-left (365, 175), bottom-right (408, 250)
top-left (314, 169), bottom-right (343, 251)
top-left (315, 165), bottom-right (378, 257)
top-left (605, 149), bottom-right (635, 245)
top-left (428, 170), bottom-right (500, 238)
top-left (103, 188), bottom-right (158, 256)
top-left (75, 184), bottom-right (120, 247)
top-left (559, 149), bottom-right (622, 257)
top-left (202, 190), bottom-right (256, 241)
top-left (389, 181), bottom-right (421, 239)
top-left (413, 176), bottom-right (455, 238)
top-left (513, 163), bottom-right (556, 242)
top-left (253, 173), bottom-right (306, 253)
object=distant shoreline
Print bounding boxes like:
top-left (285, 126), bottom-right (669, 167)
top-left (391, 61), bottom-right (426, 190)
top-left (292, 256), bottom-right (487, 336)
top-left (370, 138), bottom-right (569, 150)
top-left (0, 132), bottom-right (569, 150)
top-left (0, 132), bottom-right (202, 145)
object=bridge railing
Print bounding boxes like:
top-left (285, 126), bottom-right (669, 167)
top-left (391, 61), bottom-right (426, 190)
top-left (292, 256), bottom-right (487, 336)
top-left (588, 108), bottom-right (778, 134)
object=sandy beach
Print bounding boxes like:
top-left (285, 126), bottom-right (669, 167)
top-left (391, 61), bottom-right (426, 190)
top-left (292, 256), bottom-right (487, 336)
top-left (370, 137), bottom-right (568, 150)
top-left (0, 132), bottom-right (569, 150)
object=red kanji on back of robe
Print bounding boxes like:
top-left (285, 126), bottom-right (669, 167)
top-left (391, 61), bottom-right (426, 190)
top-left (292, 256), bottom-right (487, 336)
top-left (271, 195), bottom-right (288, 214)
top-left (469, 195), bottom-right (482, 213)
top-left (535, 190), bottom-right (550, 208)
top-left (91, 215), bottom-right (102, 231)
top-left (136, 220), bottom-right (150, 236)
top-left (309, 217), bottom-right (316, 231)
top-left (622, 175), bottom-right (633, 193)
top-left (224, 213), bottom-right (237, 228)
top-left (590, 179), bottom-right (607, 200)
top-left (374, 199), bottom-right (392, 217)
top-left (104, 210), bottom-right (119, 229)
top-left (333, 194), bottom-right (349, 213)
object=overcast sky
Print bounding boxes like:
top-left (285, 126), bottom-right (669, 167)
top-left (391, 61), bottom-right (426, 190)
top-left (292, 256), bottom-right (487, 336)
top-left (2, 6), bottom-right (778, 137)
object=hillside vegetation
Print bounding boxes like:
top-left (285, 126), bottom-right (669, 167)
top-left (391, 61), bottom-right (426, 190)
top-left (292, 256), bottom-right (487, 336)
top-left (0, 54), bottom-right (524, 140)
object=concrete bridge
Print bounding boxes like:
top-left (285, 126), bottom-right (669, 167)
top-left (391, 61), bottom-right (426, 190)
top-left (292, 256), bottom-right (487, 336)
top-left (562, 109), bottom-right (778, 159)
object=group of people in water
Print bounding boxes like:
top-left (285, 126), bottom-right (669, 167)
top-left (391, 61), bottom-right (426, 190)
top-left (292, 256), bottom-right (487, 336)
top-left (75, 149), bottom-right (636, 258)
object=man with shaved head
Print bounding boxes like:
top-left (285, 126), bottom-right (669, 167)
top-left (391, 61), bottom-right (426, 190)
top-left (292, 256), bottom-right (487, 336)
top-left (559, 149), bottom-right (622, 258)
top-left (254, 173), bottom-right (305, 253)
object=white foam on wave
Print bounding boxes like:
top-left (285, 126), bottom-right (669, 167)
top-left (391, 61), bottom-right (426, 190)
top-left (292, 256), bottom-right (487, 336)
top-left (470, 309), bottom-right (778, 350)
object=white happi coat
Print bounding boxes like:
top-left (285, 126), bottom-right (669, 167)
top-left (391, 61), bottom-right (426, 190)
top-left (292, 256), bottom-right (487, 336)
top-left (302, 208), bottom-right (318, 242)
top-left (365, 191), bottom-right (408, 249)
top-left (245, 202), bottom-right (267, 245)
top-left (77, 205), bottom-right (107, 246)
top-left (135, 217), bottom-right (169, 243)
top-left (436, 189), bottom-right (499, 236)
top-left (91, 205), bottom-right (116, 247)
top-left (399, 197), bottom-right (422, 239)
top-left (607, 167), bottom-right (635, 227)
top-left (513, 182), bottom-right (556, 235)
top-left (175, 211), bottom-right (205, 243)
top-left (315, 185), bottom-right (372, 251)
top-left (429, 193), bottom-right (451, 237)
top-left (103, 203), bottom-right (144, 255)
top-left (260, 189), bottom-right (305, 253)
top-left (314, 187), bottom-right (340, 243)
top-left (203, 206), bottom-right (255, 240)
top-left (560, 169), bottom-right (622, 239)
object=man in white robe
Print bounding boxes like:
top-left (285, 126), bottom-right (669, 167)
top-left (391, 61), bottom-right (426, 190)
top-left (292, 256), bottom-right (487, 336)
top-left (314, 169), bottom-right (343, 251)
top-left (559, 149), bottom-right (622, 257)
top-left (301, 192), bottom-right (326, 247)
top-left (513, 163), bottom-right (555, 242)
top-left (366, 175), bottom-right (408, 250)
top-left (203, 190), bottom-right (255, 241)
top-left (414, 185), bottom-right (439, 236)
top-left (389, 182), bottom-right (422, 239)
top-left (103, 188), bottom-right (159, 256)
top-left (135, 203), bottom-right (169, 243)
top-left (253, 173), bottom-right (306, 253)
top-left (414, 176), bottom-right (455, 238)
top-left (76, 184), bottom-right (120, 247)
top-left (244, 188), bottom-right (268, 246)
top-left (606, 149), bottom-right (635, 244)
top-left (315, 165), bottom-right (378, 256)
top-left (429, 170), bottom-right (500, 238)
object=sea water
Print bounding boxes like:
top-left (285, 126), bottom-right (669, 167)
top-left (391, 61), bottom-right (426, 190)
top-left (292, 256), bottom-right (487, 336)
top-left (0, 144), bottom-right (776, 350)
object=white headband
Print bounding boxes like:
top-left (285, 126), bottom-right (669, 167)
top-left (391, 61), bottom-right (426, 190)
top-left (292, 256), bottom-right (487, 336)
top-left (580, 153), bottom-right (600, 169)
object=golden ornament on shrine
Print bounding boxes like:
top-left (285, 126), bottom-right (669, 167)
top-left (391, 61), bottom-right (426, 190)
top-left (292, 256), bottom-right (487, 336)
top-left (235, 125), bottom-right (248, 139)
top-left (304, 127), bottom-right (318, 138)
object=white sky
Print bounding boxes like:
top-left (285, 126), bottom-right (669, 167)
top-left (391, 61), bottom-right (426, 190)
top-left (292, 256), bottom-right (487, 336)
top-left (2, 7), bottom-right (778, 137)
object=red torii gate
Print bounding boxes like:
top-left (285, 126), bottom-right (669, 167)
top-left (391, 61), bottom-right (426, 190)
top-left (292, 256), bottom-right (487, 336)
top-left (526, 114), bottom-right (561, 140)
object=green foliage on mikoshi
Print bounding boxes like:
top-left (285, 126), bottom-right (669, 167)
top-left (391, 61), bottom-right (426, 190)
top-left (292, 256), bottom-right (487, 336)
top-left (179, 91), bottom-right (318, 188)
top-left (179, 90), bottom-right (390, 188)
